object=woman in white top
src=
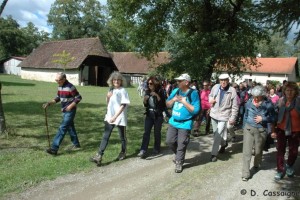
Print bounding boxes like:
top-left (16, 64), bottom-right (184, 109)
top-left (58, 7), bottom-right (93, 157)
top-left (90, 71), bottom-right (130, 166)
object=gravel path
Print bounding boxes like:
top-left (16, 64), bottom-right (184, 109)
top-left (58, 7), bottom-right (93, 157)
top-left (6, 131), bottom-right (300, 200)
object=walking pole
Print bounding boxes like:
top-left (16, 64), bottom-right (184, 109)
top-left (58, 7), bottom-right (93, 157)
top-left (44, 108), bottom-right (51, 148)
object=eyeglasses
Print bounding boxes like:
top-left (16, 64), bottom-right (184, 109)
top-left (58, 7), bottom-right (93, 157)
top-left (148, 82), bottom-right (153, 85)
top-left (55, 79), bottom-right (63, 82)
top-left (203, 85), bottom-right (208, 86)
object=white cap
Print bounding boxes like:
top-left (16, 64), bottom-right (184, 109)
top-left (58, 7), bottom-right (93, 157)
top-left (174, 73), bottom-right (191, 82)
top-left (218, 74), bottom-right (230, 80)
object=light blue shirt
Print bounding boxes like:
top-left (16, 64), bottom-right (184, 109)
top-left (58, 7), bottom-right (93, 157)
top-left (167, 88), bottom-right (201, 130)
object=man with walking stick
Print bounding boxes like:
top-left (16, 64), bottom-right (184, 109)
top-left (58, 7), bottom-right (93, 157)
top-left (42, 72), bottom-right (82, 155)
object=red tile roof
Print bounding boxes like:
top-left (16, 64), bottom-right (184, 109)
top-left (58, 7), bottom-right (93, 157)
top-left (246, 57), bottom-right (298, 74)
top-left (111, 52), bottom-right (170, 74)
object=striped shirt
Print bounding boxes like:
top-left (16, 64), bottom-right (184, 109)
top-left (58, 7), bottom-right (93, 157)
top-left (54, 80), bottom-right (82, 111)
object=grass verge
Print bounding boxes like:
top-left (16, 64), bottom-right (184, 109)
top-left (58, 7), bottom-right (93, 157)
top-left (0, 74), bottom-right (169, 198)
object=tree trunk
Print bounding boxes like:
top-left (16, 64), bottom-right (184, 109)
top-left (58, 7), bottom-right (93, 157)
top-left (0, 82), bottom-right (6, 134)
top-left (0, 0), bottom-right (9, 16)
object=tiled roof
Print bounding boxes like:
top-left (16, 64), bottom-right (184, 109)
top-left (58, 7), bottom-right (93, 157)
top-left (246, 57), bottom-right (298, 74)
top-left (18, 37), bottom-right (111, 69)
top-left (110, 52), bottom-right (170, 74)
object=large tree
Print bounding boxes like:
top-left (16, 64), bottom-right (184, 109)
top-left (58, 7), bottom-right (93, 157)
top-left (0, 16), bottom-right (25, 59)
top-left (255, 0), bottom-right (300, 43)
top-left (108, 0), bottom-right (269, 79)
top-left (0, 16), bottom-right (49, 59)
top-left (47, 0), bottom-right (132, 51)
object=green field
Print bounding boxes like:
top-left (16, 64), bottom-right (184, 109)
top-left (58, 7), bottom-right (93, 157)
top-left (0, 74), bottom-right (170, 198)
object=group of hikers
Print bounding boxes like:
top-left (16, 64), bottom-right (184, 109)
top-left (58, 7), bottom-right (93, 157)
top-left (43, 71), bottom-right (300, 181)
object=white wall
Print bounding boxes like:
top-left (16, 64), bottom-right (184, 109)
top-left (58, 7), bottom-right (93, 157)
top-left (233, 73), bottom-right (292, 85)
top-left (21, 68), bottom-right (80, 85)
top-left (4, 59), bottom-right (22, 75)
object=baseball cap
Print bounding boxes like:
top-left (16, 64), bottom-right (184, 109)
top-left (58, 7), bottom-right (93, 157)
top-left (174, 73), bottom-right (191, 82)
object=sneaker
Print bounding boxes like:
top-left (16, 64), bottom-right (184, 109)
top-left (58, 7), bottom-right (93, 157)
top-left (274, 172), bottom-right (285, 181)
top-left (175, 161), bottom-right (183, 173)
top-left (67, 145), bottom-right (81, 152)
top-left (90, 153), bottom-right (102, 166)
top-left (211, 155), bottom-right (217, 162)
top-left (286, 165), bottom-right (295, 177)
top-left (137, 150), bottom-right (147, 159)
top-left (118, 152), bottom-right (126, 161)
top-left (45, 148), bottom-right (57, 155)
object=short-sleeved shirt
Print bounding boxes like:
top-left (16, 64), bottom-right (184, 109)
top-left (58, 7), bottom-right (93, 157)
top-left (105, 87), bottom-right (130, 126)
top-left (167, 88), bottom-right (200, 130)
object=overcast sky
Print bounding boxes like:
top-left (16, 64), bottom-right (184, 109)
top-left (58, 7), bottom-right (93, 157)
top-left (1, 0), bottom-right (107, 33)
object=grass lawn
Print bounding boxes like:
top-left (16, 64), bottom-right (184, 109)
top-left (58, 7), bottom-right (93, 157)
top-left (0, 74), bottom-right (169, 198)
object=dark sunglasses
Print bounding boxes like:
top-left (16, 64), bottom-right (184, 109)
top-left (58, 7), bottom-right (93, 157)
top-left (148, 82), bottom-right (153, 85)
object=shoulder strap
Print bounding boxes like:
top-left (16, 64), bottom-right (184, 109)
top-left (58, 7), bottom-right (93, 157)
top-left (176, 88), bottom-right (194, 103)
top-left (187, 89), bottom-right (194, 103)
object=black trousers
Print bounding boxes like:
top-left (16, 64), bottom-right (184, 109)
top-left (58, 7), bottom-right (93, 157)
top-left (98, 121), bottom-right (126, 155)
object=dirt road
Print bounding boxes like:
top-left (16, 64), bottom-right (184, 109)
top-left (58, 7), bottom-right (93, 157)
top-left (7, 131), bottom-right (300, 200)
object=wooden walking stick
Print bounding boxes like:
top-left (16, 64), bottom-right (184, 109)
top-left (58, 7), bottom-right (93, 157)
top-left (44, 108), bottom-right (51, 148)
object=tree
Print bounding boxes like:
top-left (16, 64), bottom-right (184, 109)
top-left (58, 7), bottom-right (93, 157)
top-left (52, 50), bottom-right (75, 71)
top-left (0, 16), bottom-right (25, 59)
top-left (20, 22), bottom-right (49, 55)
top-left (255, 0), bottom-right (300, 43)
top-left (256, 32), bottom-right (295, 57)
top-left (47, 0), bottom-right (132, 51)
top-left (0, 83), bottom-right (6, 134)
top-left (48, 0), bottom-right (85, 39)
top-left (0, 0), bottom-right (9, 16)
top-left (108, 0), bottom-right (269, 79)
top-left (0, 16), bottom-right (49, 59)
top-left (48, 0), bottom-right (106, 40)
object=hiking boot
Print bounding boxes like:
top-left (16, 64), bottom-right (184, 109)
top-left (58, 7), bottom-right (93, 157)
top-left (175, 161), bottom-right (183, 173)
top-left (46, 148), bottom-right (57, 155)
top-left (118, 152), bottom-right (126, 161)
top-left (286, 164), bottom-right (295, 177)
top-left (90, 153), bottom-right (102, 166)
top-left (67, 145), bottom-right (81, 152)
top-left (274, 172), bottom-right (285, 181)
top-left (211, 155), bottom-right (217, 162)
top-left (137, 150), bottom-right (147, 159)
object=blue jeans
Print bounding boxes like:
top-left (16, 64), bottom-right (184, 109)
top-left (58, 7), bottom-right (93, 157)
top-left (51, 109), bottom-right (80, 151)
top-left (140, 115), bottom-right (163, 152)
